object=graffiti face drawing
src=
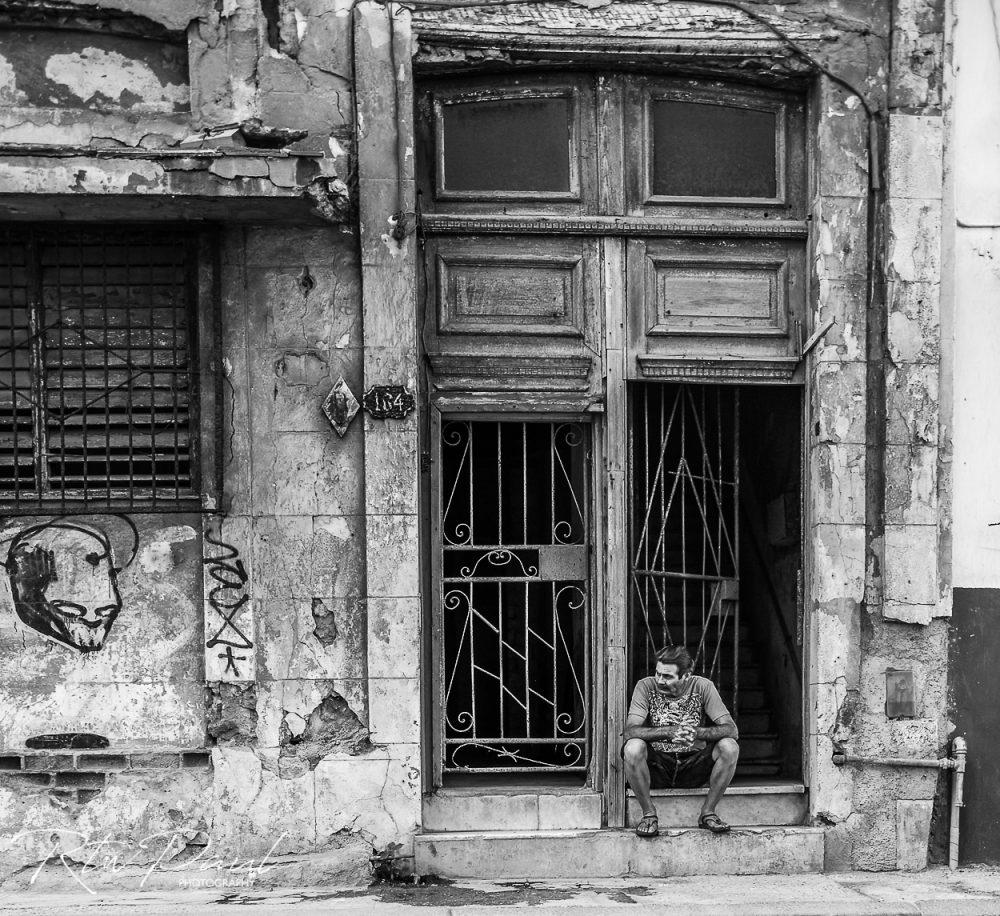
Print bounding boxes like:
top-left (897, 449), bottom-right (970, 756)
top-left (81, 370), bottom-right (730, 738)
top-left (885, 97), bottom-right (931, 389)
top-left (6, 523), bottom-right (123, 652)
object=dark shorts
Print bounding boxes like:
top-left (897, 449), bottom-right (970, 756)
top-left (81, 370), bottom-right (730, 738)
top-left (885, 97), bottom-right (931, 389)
top-left (622, 741), bottom-right (717, 789)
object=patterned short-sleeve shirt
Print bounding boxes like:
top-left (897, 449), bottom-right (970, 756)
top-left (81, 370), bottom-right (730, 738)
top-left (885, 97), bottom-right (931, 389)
top-left (627, 675), bottom-right (731, 754)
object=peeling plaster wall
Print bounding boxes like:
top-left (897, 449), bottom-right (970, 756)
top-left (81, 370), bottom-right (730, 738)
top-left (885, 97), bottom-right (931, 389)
top-left (0, 0), bottom-right (384, 889)
top-left (807, 0), bottom-right (949, 873)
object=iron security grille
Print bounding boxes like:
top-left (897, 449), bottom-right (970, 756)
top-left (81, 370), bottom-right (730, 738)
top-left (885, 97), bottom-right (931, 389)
top-left (438, 420), bottom-right (591, 774)
top-left (0, 226), bottom-right (199, 507)
top-left (629, 383), bottom-right (741, 714)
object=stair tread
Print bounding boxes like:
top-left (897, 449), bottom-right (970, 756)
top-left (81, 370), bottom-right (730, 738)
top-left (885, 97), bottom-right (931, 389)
top-left (418, 825), bottom-right (823, 840)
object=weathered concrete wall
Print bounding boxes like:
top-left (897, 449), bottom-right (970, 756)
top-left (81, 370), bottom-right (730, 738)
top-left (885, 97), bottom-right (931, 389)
top-left (803, 0), bottom-right (950, 873)
top-left (0, 515), bottom-right (205, 747)
top-left (0, 0), bottom-right (393, 889)
top-left (0, 0), bottom-right (961, 884)
top-left (949, 0), bottom-right (1000, 865)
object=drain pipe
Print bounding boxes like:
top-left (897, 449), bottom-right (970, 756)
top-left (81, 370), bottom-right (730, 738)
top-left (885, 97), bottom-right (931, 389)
top-left (832, 736), bottom-right (967, 868)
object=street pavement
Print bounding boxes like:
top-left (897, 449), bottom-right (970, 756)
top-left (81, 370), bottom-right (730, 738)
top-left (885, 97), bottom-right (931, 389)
top-left (4, 868), bottom-right (1000, 914)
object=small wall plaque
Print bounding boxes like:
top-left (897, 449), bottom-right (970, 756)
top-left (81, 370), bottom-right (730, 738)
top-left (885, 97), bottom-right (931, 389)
top-left (323, 377), bottom-right (360, 437)
top-left (886, 669), bottom-right (916, 719)
top-left (363, 385), bottom-right (415, 420)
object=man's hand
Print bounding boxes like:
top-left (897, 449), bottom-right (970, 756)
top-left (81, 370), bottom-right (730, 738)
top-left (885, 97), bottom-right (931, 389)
top-left (673, 724), bottom-right (696, 745)
top-left (625, 722), bottom-right (696, 743)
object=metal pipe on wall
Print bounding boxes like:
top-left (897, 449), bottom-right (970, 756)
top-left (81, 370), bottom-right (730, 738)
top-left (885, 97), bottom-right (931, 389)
top-left (832, 736), bottom-right (968, 869)
top-left (949, 737), bottom-right (968, 870)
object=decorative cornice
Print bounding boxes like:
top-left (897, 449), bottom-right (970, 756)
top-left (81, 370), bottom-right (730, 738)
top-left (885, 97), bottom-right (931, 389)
top-left (421, 215), bottom-right (808, 238)
top-left (637, 355), bottom-right (800, 383)
top-left (430, 354), bottom-right (592, 379)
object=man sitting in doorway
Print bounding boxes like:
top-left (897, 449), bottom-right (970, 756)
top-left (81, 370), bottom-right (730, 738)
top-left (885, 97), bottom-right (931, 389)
top-left (623, 645), bottom-right (739, 837)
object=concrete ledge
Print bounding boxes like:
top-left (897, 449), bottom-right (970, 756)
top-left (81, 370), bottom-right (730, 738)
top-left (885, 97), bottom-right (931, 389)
top-left (415, 826), bottom-right (825, 878)
top-left (626, 784), bottom-right (808, 828)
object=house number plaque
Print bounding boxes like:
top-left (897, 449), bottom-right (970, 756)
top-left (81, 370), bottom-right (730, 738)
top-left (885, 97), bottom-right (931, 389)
top-left (363, 385), bottom-right (415, 419)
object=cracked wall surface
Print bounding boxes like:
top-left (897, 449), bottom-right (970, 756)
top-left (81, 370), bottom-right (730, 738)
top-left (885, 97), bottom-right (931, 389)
top-left (0, 0), bottom-right (961, 883)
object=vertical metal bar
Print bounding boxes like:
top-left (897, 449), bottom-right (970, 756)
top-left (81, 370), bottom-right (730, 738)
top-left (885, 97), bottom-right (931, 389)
top-left (125, 233), bottom-right (136, 505)
top-left (78, 231), bottom-right (88, 504)
top-left (25, 232), bottom-right (45, 503)
top-left (173, 235), bottom-right (184, 500)
top-left (734, 388), bottom-right (741, 718)
top-left (680, 386), bottom-right (687, 650)
top-left (522, 422), bottom-right (527, 545)
top-left (698, 385), bottom-right (722, 664)
top-left (524, 578), bottom-right (530, 738)
top-left (469, 578), bottom-right (477, 740)
top-left (468, 421), bottom-right (475, 544)
top-left (550, 423), bottom-right (556, 545)
top-left (498, 578), bottom-right (505, 740)
top-left (552, 578), bottom-right (557, 741)
top-left (4, 232), bottom-right (14, 500)
top-left (147, 232), bottom-right (157, 506)
top-left (497, 420), bottom-right (502, 545)
top-left (102, 232), bottom-right (112, 504)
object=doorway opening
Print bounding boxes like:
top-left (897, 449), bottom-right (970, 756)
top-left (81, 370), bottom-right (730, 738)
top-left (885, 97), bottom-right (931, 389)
top-left (628, 382), bottom-right (802, 781)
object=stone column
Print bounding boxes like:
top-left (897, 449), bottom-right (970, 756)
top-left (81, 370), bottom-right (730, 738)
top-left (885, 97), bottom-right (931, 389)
top-left (354, 0), bottom-right (422, 870)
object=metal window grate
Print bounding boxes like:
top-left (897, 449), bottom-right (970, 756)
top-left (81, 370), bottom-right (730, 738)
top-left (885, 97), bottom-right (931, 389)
top-left (628, 383), bottom-right (741, 713)
top-left (437, 420), bottom-right (591, 774)
top-left (0, 225), bottom-right (199, 507)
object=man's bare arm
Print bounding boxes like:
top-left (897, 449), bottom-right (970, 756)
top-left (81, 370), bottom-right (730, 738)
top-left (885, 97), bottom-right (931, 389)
top-left (694, 714), bottom-right (738, 742)
top-left (624, 715), bottom-right (688, 743)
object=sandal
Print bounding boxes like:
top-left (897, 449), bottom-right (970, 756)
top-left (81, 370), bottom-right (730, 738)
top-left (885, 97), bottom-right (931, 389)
top-left (698, 812), bottom-right (731, 834)
top-left (635, 813), bottom-right (659, 838)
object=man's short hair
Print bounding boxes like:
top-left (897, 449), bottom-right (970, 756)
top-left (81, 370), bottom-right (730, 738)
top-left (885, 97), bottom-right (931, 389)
top-left (655, 645), bottom-right (693, 674)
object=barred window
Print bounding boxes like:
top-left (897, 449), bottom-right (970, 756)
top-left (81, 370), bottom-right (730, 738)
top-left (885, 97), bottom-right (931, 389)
top-left (0, 226), bottom-right (200, 507)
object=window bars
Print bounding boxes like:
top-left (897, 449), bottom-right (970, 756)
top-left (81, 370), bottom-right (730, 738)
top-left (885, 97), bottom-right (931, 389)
top-left (438, 420), bottom-right (591, 774)
top-left (0, 226), bottom-right (199, 509)
top-left (629, 383), bottom-right (741, 714)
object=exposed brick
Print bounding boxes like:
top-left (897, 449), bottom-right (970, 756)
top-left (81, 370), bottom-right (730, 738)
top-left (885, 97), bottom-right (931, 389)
top-left (0, 755), bottom-right (22, 770)
top-left (22, 754), bottom-right (73, 772)
top-left (75, 754), bottom-right (127, 771)
top-left (76, 789), bottom-right (103, 805)
top-left (181, 751), bottom-right (211, 768)
top-left (48, 789), bottom-right (77, 801)
top-left (55, 771), bottom-right (106, 789)
top-left (2, 772), bottom-right (51, 787)
top-left (129, 752), bottom-right (181, 769)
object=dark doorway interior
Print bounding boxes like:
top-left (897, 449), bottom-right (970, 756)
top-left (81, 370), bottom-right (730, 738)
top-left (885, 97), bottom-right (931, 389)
top-left (628, 382), bottom-right (802, 781)
top-left (738, 385), bottom-right (803, 780)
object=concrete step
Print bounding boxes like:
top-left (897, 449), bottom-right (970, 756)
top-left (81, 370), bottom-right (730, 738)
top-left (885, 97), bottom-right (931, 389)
top-left (736, 759), bottom-right (784, 778)
top-left (626, 781), bottom-right (807, 828)
top-left (414, 826), bottom-right (825, 878)
top-left (423, 790), bottom-right (602, 832)
top-left (733, 710), bottom-right (772, 732)
top-left (736, 734), bottom-right (780, 758)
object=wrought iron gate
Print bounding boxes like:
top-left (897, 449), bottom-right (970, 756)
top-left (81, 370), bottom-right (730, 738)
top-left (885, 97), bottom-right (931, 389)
top-left (436, 420), bottom-right (590, 775)
top-left (628, 384), bottom-right (741, 713)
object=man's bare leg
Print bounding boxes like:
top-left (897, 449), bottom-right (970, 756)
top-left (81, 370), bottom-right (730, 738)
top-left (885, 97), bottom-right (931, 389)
top-left (623, 737), bottom-right (656, 816)
top-left (700, 736), bottom-right (740, 817)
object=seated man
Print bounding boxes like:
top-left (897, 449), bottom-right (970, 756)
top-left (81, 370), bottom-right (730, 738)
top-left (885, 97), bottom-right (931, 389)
top-left (623, 644), bottom-right (739, 837)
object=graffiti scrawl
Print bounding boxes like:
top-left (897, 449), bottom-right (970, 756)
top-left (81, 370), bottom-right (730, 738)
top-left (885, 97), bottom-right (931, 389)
top-left (4, 519), bottom-right (138, 653)
top-left (203, 519), bottom-right (254, 679)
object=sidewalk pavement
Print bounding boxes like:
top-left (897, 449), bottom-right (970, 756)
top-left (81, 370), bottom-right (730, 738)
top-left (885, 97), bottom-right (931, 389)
top-left (4, 868), bottom-right (1000, 915)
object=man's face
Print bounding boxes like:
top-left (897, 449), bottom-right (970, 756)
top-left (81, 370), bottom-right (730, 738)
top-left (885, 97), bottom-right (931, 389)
top-left (7, 524), bottom-right (122, 653)
top-left (654, 662), bottom-right (689, 698)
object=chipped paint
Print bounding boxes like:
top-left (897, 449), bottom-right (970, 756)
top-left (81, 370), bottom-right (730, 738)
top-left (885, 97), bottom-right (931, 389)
top-left (44, 48), bottom-right (189, 111)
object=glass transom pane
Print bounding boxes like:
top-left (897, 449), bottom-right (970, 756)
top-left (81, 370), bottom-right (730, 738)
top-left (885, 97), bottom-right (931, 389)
top-left (651, 99), bottom-right (778, 199)
top-left (441, 96), bottom-right (572, 193)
